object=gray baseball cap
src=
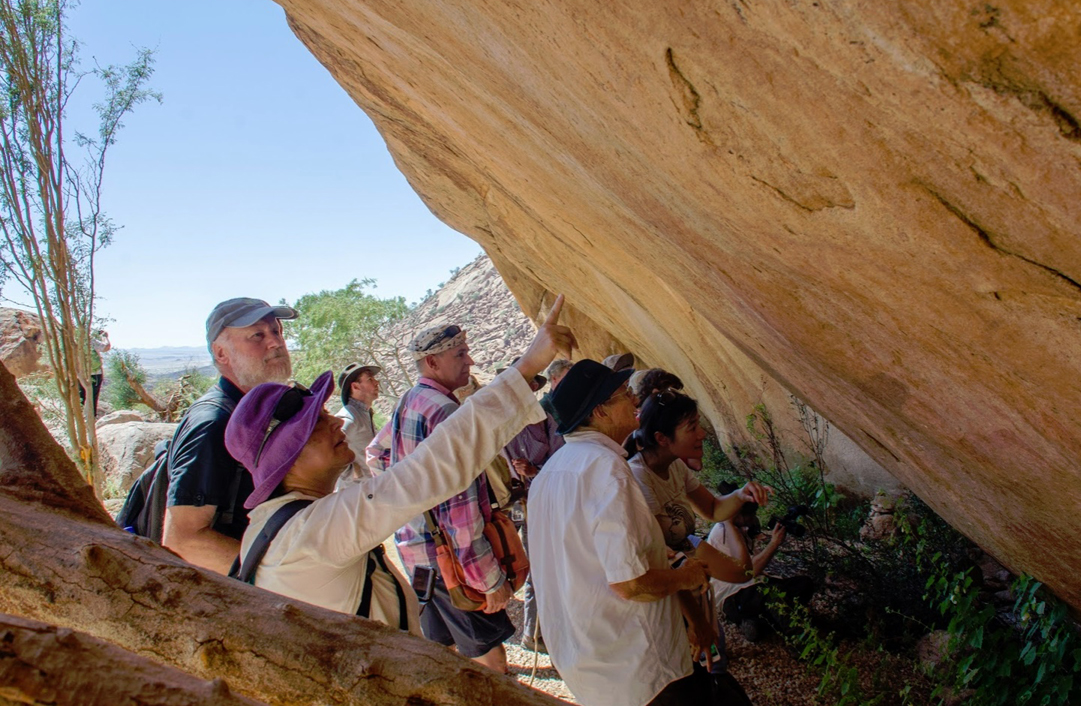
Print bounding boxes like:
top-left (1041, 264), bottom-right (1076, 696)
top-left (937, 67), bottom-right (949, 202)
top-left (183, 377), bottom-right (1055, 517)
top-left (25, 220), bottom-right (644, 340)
top-left (206, 297), bottom-right (298, 351)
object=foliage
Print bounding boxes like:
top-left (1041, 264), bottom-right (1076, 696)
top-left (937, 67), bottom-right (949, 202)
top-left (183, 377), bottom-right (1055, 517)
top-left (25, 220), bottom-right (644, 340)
top-left (104, 349), bottom-right (146, 410)
top-left (285, 279), bottom-right (411, 396)
top-left (767, 586), bottom-right (872, 706)
top-left (15, 370), bottom-right (64, 427)
top-left (0, 0), bottom-right (159, 483)
top-left (152, 364), bottom-right (214, 420)
top-left (917, 551), bottom-right (1081, 704)
top-left (104, 351), bottom-right (213, 421)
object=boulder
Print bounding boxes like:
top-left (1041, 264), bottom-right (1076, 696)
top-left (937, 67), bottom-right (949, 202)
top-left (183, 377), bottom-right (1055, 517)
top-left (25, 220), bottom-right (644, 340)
top-left (95, 410), bottom-right (148, 428)
top-left (277, 0), bottom-right (1081, 610)
top-left (97, 422), bottom-right (176, 496)
top-left (916, 630), bottom-right (951, 673)
top-left (0, 307), bottom-right (46, 378)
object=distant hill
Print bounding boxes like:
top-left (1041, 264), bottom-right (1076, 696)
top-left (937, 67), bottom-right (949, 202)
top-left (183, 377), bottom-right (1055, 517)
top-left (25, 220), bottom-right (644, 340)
top-left (121, 347), bottom-right (214, 378)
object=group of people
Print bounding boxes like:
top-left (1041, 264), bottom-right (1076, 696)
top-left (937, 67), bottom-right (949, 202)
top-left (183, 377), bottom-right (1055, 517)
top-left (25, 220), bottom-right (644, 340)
top-left (156, 295), bottom-right (794, 706)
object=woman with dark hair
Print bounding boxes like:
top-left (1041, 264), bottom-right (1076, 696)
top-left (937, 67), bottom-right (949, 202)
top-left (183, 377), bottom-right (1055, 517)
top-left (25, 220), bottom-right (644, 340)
top-left (625, 389), bottom-right (771, 666)
top-left (625, 390), bottom-right (768, 582)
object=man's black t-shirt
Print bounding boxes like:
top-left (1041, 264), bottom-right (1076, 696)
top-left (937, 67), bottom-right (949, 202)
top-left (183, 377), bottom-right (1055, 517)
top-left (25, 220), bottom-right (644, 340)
top-left (166, 377), bottom-right (254, 540)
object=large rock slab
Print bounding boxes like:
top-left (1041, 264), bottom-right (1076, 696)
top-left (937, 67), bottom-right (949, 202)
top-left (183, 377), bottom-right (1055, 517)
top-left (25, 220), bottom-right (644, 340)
top-left (275, 1), bottom-right (1081, 608)
top-left (0, 307), bottom-right (46, 378)
top-left (97, 422), bottom-right (176, 496)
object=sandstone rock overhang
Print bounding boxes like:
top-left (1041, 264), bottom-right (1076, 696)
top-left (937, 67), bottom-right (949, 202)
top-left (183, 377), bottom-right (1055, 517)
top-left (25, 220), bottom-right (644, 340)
top-left (274, 0), bottom-right (1081, 609)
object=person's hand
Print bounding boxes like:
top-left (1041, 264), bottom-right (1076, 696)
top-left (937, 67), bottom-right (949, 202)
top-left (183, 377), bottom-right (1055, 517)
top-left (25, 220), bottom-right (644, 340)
top-left (686, 609), bottom-right (719, 665)
top-left (769, 524), bottom-right (787, 546)
top-left (683, 457), bottom-right (703, 472)
top-left (483, 580), bottom-right (515, 614)
top-left (678, 558), bottom-right (710, 594)
top-left (511, 458), bottom-right (539, 479)
top-left (513, 295), bottom-right (576, 382)
top-left (738, 480), bottom-right (773, 506)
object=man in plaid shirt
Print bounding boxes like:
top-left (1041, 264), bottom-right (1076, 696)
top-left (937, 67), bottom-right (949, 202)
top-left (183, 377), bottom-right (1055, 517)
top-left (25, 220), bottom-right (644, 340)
top-left (387, 323), bottom-right (517, 672)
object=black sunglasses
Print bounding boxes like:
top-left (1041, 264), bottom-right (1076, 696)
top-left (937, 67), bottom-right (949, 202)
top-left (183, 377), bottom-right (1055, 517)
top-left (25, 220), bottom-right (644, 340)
top-left (254, 383), bottom-right (312, 467)
top-left (428, 325), bottom-right (462, 347)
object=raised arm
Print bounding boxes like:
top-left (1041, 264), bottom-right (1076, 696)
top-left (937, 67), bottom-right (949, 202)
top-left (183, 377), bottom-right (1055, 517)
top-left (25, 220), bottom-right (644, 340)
top-left (687, 482), bottom-right (772, 523)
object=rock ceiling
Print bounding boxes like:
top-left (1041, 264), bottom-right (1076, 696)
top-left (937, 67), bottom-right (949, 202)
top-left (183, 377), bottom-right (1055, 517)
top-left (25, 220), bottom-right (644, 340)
top-left (274, 0), bottom-right (1081, 609)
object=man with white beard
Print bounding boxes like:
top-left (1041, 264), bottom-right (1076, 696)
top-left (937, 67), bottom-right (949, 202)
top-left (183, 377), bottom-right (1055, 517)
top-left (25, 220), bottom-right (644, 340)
top-left (162, 297), bottom-right (297, 574)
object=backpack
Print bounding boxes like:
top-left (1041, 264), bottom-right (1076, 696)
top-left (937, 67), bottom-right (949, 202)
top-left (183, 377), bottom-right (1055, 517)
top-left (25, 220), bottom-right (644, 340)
top-left (115, 392), bottom-right (242, 542)
top-left (115, 442), bottom-right (171, 542)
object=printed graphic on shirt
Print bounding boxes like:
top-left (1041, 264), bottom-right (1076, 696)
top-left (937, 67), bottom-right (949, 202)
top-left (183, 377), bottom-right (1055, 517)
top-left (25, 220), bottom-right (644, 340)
top-left (660, 500), bottom-right (697, 551)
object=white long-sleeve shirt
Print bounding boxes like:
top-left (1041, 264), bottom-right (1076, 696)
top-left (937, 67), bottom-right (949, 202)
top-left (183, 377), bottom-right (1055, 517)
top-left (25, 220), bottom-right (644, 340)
top-left (239, 369), bottom-right (543, 633)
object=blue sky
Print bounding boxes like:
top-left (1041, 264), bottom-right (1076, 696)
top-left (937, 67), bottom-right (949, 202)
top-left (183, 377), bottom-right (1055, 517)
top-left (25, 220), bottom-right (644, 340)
top-left (46, 0), bottom-right (481, 348)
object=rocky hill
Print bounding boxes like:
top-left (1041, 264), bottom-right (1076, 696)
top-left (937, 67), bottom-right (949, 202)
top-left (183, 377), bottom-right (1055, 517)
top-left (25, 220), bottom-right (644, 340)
top-left (371, 253), bottom-right (537, 408)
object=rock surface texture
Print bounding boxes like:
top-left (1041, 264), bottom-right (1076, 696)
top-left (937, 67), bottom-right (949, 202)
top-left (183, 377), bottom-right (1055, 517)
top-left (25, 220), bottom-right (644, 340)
top-left (96, 421), bottom-right (177, 494)
top-left (275, 1), bottom-right (1081, 609)
top-left (0, 307), bottom-right (45, 378)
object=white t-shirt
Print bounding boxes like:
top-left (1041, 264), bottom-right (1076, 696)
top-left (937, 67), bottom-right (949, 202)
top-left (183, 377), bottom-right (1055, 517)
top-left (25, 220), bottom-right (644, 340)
top-left (627, 455), bottom-right (702, 549)
top-left (527, 431), bottom-right (692, 706)
top-left (705, 521), bottom-right (761, 617)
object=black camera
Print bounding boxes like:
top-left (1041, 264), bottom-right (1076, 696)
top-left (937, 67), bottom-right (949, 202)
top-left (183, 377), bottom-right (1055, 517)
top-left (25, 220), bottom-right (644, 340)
top-left (412, 566), bottom-right (436, 603)
top-left (767, 505), bottom-right (810, 538)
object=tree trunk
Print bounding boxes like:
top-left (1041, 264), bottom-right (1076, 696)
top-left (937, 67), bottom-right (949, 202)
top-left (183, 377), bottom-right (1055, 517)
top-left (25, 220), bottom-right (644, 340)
top-left (0, 361), bottom-right (565, 706)
top-left (117, 355), bottom-right (167, 414)
top-left (0, 614), bottom-right (267, 705)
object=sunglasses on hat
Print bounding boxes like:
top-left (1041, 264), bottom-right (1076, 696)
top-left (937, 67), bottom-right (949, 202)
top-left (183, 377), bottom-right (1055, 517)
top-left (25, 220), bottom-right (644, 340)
top-left (427, 324), bottom-right (461, 348)
top-left (254, 382), bottom-right (312, 467)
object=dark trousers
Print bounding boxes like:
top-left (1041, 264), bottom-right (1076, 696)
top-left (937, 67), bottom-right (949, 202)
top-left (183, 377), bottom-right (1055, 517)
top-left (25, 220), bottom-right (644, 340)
top-left (78, 373), bottom-right (104, 416)
top-left (646, 665), bottom-right (714, 706)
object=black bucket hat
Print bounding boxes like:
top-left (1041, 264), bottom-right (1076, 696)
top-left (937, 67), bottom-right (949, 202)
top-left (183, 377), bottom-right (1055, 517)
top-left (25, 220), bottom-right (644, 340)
top-left (545, 359), bottom-right (634, 435)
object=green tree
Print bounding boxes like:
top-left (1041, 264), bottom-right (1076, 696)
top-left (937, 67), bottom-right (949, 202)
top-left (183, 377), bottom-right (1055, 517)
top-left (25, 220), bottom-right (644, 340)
top-left (0, 0), bottom-right (159, 486)
top-left (286, 279), bottom-right (411, 397)
top-left (105, 352), bottom-right (213, 422)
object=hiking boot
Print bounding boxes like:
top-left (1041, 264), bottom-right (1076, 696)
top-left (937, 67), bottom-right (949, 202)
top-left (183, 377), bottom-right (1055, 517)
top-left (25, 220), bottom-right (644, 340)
top-left (740, 619), bottom-right (760, 643)
top-left (522, 635), bottom-right (548, 654)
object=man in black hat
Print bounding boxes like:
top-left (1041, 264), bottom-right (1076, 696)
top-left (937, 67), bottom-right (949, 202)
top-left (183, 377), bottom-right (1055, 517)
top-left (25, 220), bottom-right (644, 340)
top-left (527, 359), bottom-right (713, 706)
top-left (335, 362), bottom-right (382, 484)
top-left (162, 297), bottom-right (297, 575)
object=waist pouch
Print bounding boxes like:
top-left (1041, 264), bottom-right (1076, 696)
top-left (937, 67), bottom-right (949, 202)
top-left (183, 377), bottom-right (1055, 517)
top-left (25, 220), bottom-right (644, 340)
top-left (425, 509), bottom-right (529, 612)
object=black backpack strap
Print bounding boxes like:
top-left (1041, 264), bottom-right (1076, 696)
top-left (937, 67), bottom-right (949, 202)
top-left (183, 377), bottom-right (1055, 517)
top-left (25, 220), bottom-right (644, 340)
top-left (356, 545), bottom-right (410, 631)
top-left (215, 460), bottom-right (245, 528)
top-left (230, 500), bottom-right (313, 584)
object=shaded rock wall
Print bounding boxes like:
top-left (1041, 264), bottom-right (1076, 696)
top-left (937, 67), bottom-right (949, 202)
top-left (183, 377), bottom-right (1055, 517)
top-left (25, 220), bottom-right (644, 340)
top-left (275, 1), bottom-right (1081, 608)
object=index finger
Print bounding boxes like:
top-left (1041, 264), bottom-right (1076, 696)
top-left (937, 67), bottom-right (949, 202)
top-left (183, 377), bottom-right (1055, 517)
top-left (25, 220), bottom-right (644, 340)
top-left (542, 294), bottom-right (565, 326)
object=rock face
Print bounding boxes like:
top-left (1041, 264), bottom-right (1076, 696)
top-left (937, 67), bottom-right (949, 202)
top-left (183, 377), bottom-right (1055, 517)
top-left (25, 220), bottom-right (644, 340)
top-left (97, 421), bottom-right (176, 495)
top-left (275, 2), bottom-right (1081, 608)
top-left (0, 307), bottom-right (46, 378)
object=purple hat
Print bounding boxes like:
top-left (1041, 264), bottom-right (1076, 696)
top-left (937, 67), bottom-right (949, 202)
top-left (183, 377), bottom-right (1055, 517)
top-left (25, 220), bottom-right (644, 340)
top-left (226, 370), bottom-right (335, 510)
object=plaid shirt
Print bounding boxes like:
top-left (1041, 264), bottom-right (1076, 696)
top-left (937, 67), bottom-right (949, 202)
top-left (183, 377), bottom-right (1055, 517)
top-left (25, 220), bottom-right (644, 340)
top-left (500, 413), bottom-right (564, 485)
top-left (389, 377), bottom-right (504, 593)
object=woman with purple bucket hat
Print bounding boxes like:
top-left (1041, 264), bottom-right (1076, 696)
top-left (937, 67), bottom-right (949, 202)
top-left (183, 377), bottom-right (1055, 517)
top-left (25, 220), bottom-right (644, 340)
top-left (224, 297), bottom-right (574, 634)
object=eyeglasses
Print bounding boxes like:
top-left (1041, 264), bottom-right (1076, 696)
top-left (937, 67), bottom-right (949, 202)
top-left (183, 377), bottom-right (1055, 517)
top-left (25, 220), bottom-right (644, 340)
top-left (601, 383), bottom-right (635, 407)
top-left (253, 383), bottom-right (312, 467)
